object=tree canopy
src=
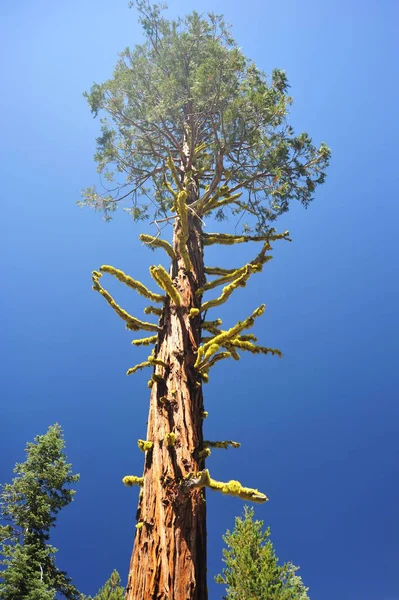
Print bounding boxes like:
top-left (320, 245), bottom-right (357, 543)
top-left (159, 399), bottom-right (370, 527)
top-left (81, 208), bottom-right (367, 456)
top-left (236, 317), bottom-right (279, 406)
top-left (0, 424), bottom-right (80, 600)
top-left (81, 0), bottom-right (330, 233)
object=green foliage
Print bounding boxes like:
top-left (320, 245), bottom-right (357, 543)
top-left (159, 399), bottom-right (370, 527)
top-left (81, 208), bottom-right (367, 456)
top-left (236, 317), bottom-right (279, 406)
top-left (81, 1), bottom-right (330, 232)
top-left (90, 570), bottom-right (125, 600)
top-left (216, 507), bottom-right (310, 600)
top-left (0, 424), bottom-right (81, 600)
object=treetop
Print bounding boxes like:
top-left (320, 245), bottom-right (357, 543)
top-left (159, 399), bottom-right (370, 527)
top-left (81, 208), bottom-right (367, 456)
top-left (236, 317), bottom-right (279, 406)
top-left (80, 0), bottom-right (330, 234)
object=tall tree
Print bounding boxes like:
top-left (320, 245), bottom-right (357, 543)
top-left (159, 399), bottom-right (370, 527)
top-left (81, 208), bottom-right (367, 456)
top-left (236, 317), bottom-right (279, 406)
top-left (82, 2), bottom-right (330, 598)
top-left (216, 507), bottom-right (310, 600)
top-left (0, 424), bottom-right (80, 600)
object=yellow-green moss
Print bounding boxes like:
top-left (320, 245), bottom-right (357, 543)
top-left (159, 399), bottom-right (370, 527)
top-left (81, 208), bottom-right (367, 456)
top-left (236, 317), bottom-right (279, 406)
top-left (199, 448), bottom-right (211, 459)
top-left (202, 319), bottom-right (223, 335)
top-left (204, 440), bottom-right (240, 449)
top-left (229, 339), bottom-right (283, 358)
top-left (148, 355), bottom-right (168, 368)
top-left (167, 155), bottom-right (183, 191)
top-left (189, 308), bottom-right (200, 318)
top-left (199, 351), bottom-right (232, 372)
top-left (137, 439), bottom-right (153, 452)
top-left (92, 272), bottom-right (159, 332)
top-left (199, 242), bottom-right (273, 296)
top-left (195, 305), bottom-right (265, 369)
top-left (202, 191), bottom-right (243, 214)
top-left (203, 232), bottom-right (270, 246)
top-left (175, 190), bottom-right (192, 271)
top-left (203, 230), bottom-right (291, 246)
top-left (135, 522), bottom-right (144, 529)
top-left (200, 266), bottom-right (258, 312)
top-left (150, 265), bottom-right (182, 306)
top-left (184, 470), bottom-right (267, 503)
top-left (123, 475), bottom-right (144, 487)
top-left (151, 373), bottom-right (164, 383)
top-left (99, 265), bottom-right (164, 303)
top-left (139, 234), bottom-right (176, 260)
top-left (201, 411), bottom-right (208, 419)
top-left (166, 432), bottom-right (176, 447)
top-left (131, 335), bottom-right (158, 346)
top-left (126, 361), bottom-right (151, 376)
top-left (205, 266), bottom-right (236, 276)
top-left (144, 306), bottom-right (162, 316)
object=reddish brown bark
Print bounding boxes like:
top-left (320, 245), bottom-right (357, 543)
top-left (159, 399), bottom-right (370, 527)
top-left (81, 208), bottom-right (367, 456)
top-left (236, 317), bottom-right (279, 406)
top-left (126, 215), bottom-right (208, 600)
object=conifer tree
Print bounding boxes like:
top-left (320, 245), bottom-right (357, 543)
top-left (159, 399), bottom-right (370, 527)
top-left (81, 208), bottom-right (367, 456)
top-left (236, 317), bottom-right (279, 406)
top-left (216, 507), bottom-right (310, 600)
top-left (90, 570), bottom-right (125, 600)
top-left (0, 424), bottom-right (80, 600)
top-left (81, 2), bottom-right (330, 598)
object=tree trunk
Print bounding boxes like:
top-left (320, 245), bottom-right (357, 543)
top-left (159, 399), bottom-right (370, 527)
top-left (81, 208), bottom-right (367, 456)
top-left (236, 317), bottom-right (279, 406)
top-left (126, 214), bottom-right (207, 600)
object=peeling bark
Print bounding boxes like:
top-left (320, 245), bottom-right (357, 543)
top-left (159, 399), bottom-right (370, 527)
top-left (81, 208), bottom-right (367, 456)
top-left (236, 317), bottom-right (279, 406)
top-left (126, 215), bottom-right (207, 600)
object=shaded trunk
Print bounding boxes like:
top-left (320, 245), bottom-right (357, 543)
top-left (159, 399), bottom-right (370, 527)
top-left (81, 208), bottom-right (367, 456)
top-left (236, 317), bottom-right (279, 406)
top-left (126, 214), bottom-right (207, 600)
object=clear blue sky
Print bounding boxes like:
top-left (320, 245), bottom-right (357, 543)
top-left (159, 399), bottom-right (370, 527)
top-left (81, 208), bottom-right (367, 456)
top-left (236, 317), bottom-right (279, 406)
top-left (1, 0), bottom-right (398, 598)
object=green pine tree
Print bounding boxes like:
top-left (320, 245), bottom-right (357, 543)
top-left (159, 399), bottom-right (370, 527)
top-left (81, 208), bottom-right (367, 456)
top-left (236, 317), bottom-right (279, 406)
top-left (90, 570), bottom-right (125, 600)
top-left (0, 424), bottom-right (81, 600)
top-left (216, 507), bottom-right (310, 600)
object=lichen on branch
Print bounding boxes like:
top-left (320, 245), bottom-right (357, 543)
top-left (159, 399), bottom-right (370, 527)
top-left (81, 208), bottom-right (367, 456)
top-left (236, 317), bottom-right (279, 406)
top-left (131, 335), bottom-right (158, 346)
top-left (123, 475), bottom-right (144, 487)
top-left (229, 339), bottom-right (282, 357)
top-left (183, 469), bottom-right (268, 504)
top-left (144, 305), bottom-right (163, 316)
top-left (200, 266), bottom-right (257, 312)
top-left (139, 234), bottom-right (176, 260)
top-left (126, 361), bottom-right (151, 376)
top-left (92, 272), bottom-right (159, 332)
top-left (202, 230), bottom-right (291, 246)
top-left (203, 440), bottom-right (241, 449)
top-left (150, 265), bottom-right (182, 306)
top-left (195, 305), bottom-right (265, 368)
top-left (137, 439), bottom-right (153, 452)
top-left (99, 264), bottom-right (165, 302)
top-left (175, 190), bottom-right (192, 271)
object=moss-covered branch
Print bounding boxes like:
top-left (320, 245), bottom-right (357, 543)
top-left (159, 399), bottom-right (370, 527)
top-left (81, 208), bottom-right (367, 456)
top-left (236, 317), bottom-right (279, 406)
top-left (92, 272), bottom-right (159, 332)
top-left (175, 190), bottom-right (192, 271)
top-left (201, 190), bottom-right (243, 214)
top-left (195, 305), bottom-right (265, 368)
top-left (204, 266), bottom-right (237, 276)
top-left (202, 318), bottom-right (223, 334)
top-left (139, 234), bottom-right (176, 260)
top-left (148, 354), bottom-right (168, 368)
top-left (131, 335), bottom-right (158, 346)
top-left (99, 265), bottom-right (165, 303)
top-left (200, 266), bottom-right (258, 312)
top-left (203, 440), bottom-right (241, 449)
top-left (229, 339), bottom-right (282, 357)
top-left (137, 439), bottom-right (153, 452)
top-left (167, 155), bottom-right (183, 191)
top-left (203, 232), bottom-right (270, 246)
top-left (144, 305), bottom-right (163, 316)
top-left (123, 475), bottom-right (144, 487)
top-left (198, 351), bottom-right (232, 372)
top-left (183, 469), bottom-right (268, 504)
top-left (126, 361), bottom-right (151, 376)
top-left (203, 230), bottom-right (291, 246)
top-left (150, 265), bottom-right (182, 306)
top-left (201, 242), bottom-right (273, 296)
